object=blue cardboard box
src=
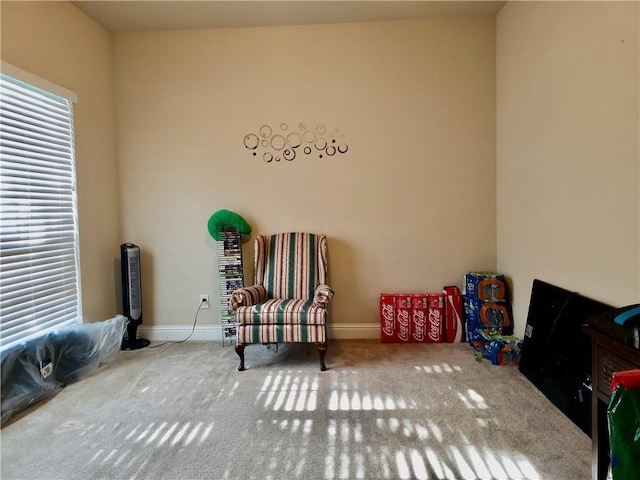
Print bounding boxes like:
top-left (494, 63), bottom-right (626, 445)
top-left (464, 297), bottom-right (513, 338)
top-left (463, 272), bottom-right (507, 302)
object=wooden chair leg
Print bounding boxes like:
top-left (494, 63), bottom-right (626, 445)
top-left (235, 343), bottom-right (246, 371)
top-left (317, 342), bottom-right (327, 371)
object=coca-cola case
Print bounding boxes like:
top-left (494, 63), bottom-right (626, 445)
top-left (426, 294), bottom-right (444, 343)
top-left (411, 294), bottom-right (429, 343)
top-left (396, 294), bottom-right (413, 343)
top-left (443, 286), bottom-right (465, 343)
top-left (380, 294), bottom-right (397, 343)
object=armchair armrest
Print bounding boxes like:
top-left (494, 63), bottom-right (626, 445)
top-left (313, 284), bottom-right (334, 308)
top-left (229, 285), bottom-right (268, 310)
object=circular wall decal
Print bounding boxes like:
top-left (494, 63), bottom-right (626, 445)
top-left (283, 149), bottom-right (296, 161)
top-left (243, 134), bottom-right (259, 150)
top-left (303, 130), bottom-right (316, 143)
top-left (287, 132), bottom-right (302, 148)
top-left (244, 123), bottom-right (349, 164)
top-left (314, 139), bottom-right (327, 150)
top-left (259, 125), bottom-right (272, 138)
top-left (270, 134), bottom-right (286, 151)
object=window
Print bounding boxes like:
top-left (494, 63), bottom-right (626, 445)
top-left (0, 64), bottom-right (81, 351)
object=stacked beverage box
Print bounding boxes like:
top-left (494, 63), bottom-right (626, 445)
top-left (463, 272), bottom-right (520, 365)
top-left (217, 230), bottom-right (244, 345)
top-left (380, 287), bottom-right (464, 343)
top-left (463, 272), bottom-right (512, 337)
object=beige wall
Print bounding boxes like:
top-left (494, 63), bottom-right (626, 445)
top-left (497, 1), bottom-right (640, 338)
top-left (5, 1), bottom-right (636, 342)
top-left (1, 1), bottom-right (121, 323)
top-left (112, 18), bottom-right (497, 337)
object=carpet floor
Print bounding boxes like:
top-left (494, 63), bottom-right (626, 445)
top-left (0, 340), bottom-right (591, 480)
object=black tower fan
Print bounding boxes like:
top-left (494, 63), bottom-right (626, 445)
top-left (121, 243), bottom-right (150, 350)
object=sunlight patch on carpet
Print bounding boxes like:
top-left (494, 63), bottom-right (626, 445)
top-left (415, 363), bottom-right (463, 374)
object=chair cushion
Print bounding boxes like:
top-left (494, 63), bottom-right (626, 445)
top-left (235, 299), bottom-right (327, 325)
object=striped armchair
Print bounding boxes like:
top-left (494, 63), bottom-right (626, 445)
top-left (230, 233), bottom-right (334, 371)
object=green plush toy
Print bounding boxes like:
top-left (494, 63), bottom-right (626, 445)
top-left (207, 209), bottom-right (252, 241)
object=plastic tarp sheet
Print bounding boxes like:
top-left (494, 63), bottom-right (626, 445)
top-left (1, 315), bottom-right (127, 425)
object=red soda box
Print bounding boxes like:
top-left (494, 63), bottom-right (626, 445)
top-left (411, 294), bottom-right (429, 343)
top-left (426, 294), bottom-right (444, 343)
top-left (396, 294), bottom-right (413, 343)
top-left (380, 294), bottom-right (397, 343)
top-left (443, 286), bottom-right (465, 343)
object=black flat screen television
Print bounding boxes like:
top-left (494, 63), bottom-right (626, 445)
top-left (518, 279), bottom-right (615, 436)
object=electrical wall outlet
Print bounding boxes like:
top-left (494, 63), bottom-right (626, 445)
top-left (199, 294), bottom-right (209, 309)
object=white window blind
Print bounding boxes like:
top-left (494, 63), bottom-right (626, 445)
top-left (0, 68), bottom-right (81, 352)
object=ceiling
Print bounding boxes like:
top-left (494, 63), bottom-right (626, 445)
top-left (71, 1), bottom-right (507, 33)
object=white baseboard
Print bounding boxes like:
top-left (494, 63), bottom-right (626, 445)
top-left (138, 323), bottom-right (380, 342)
top-left (137, 325), bottom-right (221, 342)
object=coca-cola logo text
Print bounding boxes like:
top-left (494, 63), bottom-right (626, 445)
top-left (398, 309), bottom-right (410, 341)
top-left (381, 303), bottom-right (394, 336)
top-left (412, 310), bottom-right (425, 342)
top-left (428, 308), bottom-right (442, 342)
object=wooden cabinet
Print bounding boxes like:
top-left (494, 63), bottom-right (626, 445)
top-left (584, 326), bottom-right (640, 480)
